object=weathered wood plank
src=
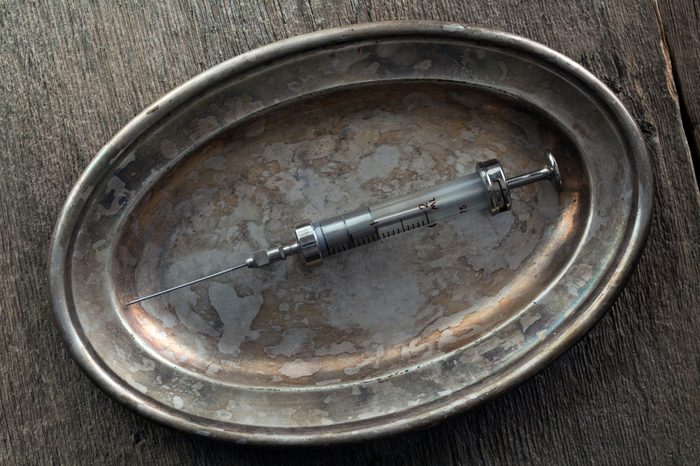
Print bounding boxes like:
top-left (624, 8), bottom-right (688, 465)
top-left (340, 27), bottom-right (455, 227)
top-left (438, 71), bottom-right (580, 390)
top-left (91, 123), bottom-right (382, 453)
top-left (1, 0), bottom-right (699, 465)
top-left (656, 0), bottom-right (700, 181)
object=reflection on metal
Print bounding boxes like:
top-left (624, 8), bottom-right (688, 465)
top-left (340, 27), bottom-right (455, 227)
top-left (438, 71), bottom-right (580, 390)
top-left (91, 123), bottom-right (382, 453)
top-left (127, 152), bottom-right (564, 305)
top-left (49, 22), bottom-right (653, 444)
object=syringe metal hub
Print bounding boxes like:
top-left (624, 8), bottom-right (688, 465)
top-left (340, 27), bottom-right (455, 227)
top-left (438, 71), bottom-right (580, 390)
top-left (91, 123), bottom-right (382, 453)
top-left (291, 150), bottom-right (562, 266)
top-left (126, 151), bottom-right (563, 305)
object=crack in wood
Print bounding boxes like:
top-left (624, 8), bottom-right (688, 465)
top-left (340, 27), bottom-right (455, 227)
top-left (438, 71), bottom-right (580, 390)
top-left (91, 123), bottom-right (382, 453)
top-left (1, 1), bottom-right (699, 463)
top-left (654, 0), bottom-right (700, 188)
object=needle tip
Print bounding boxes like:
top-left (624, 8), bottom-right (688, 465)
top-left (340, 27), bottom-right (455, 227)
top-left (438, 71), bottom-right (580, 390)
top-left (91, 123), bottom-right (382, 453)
top-left (122, 261), bottom-right (249, 307)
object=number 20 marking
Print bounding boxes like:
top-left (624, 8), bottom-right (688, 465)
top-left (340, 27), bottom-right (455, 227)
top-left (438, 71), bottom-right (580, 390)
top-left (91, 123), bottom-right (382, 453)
top-left (419, 197), bottom-right (438, 210)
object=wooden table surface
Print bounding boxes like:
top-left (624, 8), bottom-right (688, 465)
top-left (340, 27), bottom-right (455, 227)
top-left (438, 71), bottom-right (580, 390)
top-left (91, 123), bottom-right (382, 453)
top-left (1, 1), bottom-right (699, 464)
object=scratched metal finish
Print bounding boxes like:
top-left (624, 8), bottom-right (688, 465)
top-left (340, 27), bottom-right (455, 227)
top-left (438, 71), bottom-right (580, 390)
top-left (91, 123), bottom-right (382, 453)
top-left (114, 82), bottom-right (583, 387)
top-left (49, 23), bottom-right (652, 444)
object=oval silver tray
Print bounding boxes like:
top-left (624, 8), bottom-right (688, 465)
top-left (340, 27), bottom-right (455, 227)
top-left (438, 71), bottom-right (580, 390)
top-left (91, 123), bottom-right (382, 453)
top-left (50, 22), bottom-right (652, 444)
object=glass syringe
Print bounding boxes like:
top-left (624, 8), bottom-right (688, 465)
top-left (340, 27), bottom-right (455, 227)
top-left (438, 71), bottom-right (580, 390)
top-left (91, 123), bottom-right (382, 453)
top-left (126, 152), bottom-right (562, 306)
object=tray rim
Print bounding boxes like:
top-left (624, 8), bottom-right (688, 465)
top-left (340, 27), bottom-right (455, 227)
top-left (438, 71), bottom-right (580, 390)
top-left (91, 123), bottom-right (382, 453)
top-left (49, 21), bottom-right (653, 444)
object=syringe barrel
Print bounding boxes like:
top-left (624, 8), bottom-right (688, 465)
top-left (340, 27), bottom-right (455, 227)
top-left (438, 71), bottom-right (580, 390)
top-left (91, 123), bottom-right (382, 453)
top-left (128, 155), bottom-right (559, 304)
top-left (370, 172), bottom-right (489, 230)
top-left (298, 168), bottom-right (497, 263)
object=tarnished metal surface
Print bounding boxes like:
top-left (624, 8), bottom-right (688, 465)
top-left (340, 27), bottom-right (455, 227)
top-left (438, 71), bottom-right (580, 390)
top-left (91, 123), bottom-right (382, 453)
top-left (49, 22), bottom-right (652, 444)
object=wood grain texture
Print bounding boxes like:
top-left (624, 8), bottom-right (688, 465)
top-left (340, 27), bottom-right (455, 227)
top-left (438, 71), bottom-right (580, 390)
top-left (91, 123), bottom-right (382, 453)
top-left (1, 0), bottom-right (699, 464)
top-left (656, 0), bottom-right (700, 180)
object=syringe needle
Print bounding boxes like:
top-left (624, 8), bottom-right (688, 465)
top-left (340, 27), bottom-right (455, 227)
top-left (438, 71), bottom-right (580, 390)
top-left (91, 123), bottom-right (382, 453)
top-left (125, 262), bottom-right (249, 306)
top-left (126, 153), bottom-right (562, 307)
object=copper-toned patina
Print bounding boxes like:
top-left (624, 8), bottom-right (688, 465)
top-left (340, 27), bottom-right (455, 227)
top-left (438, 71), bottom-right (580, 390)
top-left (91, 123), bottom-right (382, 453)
top-left (49, 22), bottom-right (652, 444)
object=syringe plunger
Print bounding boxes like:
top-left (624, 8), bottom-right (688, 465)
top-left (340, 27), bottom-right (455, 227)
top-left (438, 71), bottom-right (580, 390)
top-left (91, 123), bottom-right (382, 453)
top-left (127, 152), bottom-right (561, 304)
top-left (247, 151), bottom-right (561, 268)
